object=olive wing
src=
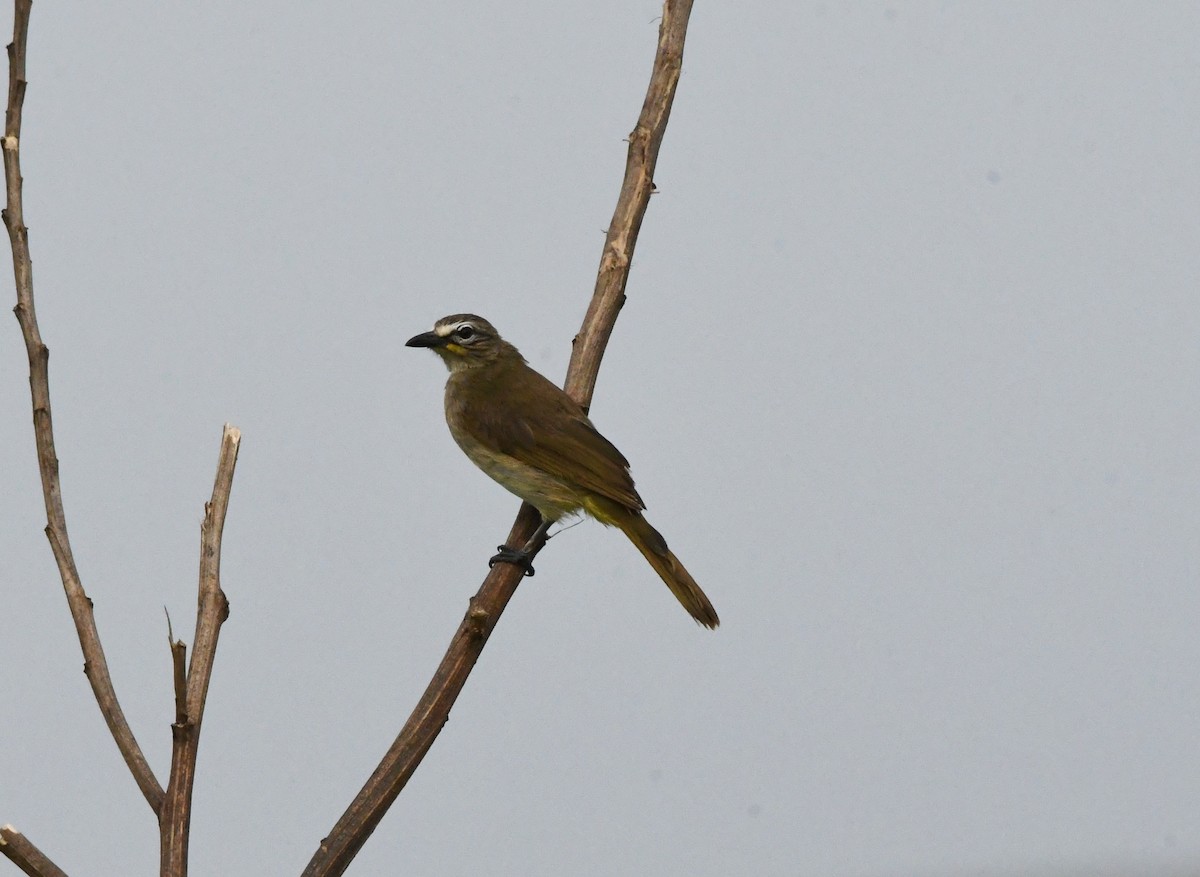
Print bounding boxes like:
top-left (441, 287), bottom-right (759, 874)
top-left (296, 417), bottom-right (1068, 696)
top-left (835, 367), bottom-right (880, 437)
top-left (460, 367), bottom-right (646, 512)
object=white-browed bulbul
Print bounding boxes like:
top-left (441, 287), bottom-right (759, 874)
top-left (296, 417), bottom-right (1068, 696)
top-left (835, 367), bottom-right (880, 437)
top-left (406, 314), bottom-right (718, 628)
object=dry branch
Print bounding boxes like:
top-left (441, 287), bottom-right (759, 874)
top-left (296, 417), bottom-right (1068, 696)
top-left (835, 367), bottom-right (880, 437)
top-left (301, 2), bottom-right (697, 874)
top-left (2, 0), bottom-right (163, 813)
top-left (4, 4), bottom-right (245, 874)
top-left (159, 425), bottom-right (242, 877)
top-left (0, 825), bottom-right (68, 877)
top-left (566, 0), bottom-right (694, 409)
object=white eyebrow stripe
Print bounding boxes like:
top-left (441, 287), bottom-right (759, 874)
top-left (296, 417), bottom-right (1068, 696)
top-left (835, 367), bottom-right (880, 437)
top-left (434, 323), bottom-right (460, 337)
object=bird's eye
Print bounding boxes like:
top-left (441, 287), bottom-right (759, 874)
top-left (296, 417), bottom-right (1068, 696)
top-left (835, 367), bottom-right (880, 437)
top-left (456, 326), bottom-right (475, 340)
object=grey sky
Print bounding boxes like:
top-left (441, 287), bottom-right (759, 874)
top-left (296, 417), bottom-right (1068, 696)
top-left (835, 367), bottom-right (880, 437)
top-left (2, 2), bottom-right (1198, 875)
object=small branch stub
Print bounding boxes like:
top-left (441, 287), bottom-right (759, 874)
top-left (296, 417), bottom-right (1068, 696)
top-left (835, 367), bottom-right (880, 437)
top-left (166, 609), bottom-right (188, 726)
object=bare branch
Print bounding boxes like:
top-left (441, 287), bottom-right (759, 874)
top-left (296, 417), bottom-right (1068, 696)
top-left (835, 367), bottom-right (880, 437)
top-left (159, 424), bottom-right (242, 877)
top-left (566, 0), bottom-right (695, 409)
top-left (2, 0), bottom-right (163, 813)
top-left (301, 3), bottom-right (697, 874)
top-left (0, 825), bottom-right (69, 877)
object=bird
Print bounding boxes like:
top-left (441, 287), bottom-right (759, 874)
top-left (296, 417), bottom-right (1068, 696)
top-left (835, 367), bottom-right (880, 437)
top-left (406, 313), bottom-right (718, 629)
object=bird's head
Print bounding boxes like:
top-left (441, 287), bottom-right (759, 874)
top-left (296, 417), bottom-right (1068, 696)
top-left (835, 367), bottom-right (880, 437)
top-left (406, 314), bottom-right (507, 371)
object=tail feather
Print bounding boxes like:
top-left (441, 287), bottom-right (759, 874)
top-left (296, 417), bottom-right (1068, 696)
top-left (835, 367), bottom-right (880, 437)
top-left (602, 505), bottom-right (719, 629)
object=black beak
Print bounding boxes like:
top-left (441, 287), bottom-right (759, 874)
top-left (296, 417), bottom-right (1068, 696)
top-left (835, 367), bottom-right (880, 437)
top-left (405, 331), bottom-right (445, 348)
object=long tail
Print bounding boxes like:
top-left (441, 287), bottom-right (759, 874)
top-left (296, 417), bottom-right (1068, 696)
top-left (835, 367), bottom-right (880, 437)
top-left (593, 501), bottom-right (719, 629)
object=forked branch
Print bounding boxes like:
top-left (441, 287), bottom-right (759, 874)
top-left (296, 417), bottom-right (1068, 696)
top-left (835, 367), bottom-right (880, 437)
top-left (301, 2), bottom-right (697, 874)
top-left (3, 7), bottom-right (243, 875)
top-left (159, 424), bottom-right (242, 877)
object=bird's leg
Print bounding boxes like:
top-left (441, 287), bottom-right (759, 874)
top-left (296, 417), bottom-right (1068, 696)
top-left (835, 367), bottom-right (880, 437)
top-left (489, 516), bottom-right (553, 577)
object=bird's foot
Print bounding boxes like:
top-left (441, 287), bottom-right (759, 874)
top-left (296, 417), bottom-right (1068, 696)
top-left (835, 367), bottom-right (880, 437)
top-left (489, 544), bottom-right (536, 577)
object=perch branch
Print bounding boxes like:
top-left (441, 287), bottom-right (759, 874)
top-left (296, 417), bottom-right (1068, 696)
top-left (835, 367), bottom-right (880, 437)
top-left (159, 424), bottom-right (241, 877)
top-left (2, 0), bottom-right (163, 813)
top-left (0, 825), bottom-right (69, 877)
top-left (301, 2), bottom-right (696, 874)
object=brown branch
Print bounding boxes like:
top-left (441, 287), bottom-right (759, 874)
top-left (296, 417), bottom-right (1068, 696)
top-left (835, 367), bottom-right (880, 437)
top-left (0, 825), bottom-right (69, 877)
top-left (300, 3), bottom-right (696, 874)
top-left (2, 0), bottom-right (163, 813)
top-left (566, 0), bottom-right (694, 409)
top-left (159, 424), bottom-right (241, 877)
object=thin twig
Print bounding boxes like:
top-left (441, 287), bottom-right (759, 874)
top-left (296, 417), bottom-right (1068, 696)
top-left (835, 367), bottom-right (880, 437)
top-left (2, 0), bottom-right (164, 813)
top-left (0, 825), bottom-right (69, 877)
top-left (159, 424), bottom-right (241, 877)
top-left (300, 3), bottom-right (696, 874)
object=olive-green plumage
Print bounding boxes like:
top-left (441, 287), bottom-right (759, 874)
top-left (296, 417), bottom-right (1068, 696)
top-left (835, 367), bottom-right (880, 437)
top-left (407, 313), bottom-right (718, 629)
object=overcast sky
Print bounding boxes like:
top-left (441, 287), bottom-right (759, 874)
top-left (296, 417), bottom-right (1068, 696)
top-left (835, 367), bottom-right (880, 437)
top-left (2, 3), bottom-right (1198, 875)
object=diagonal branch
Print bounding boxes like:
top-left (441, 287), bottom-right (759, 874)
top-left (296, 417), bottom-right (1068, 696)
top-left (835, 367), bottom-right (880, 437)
top-left (159, 424), bottom-right (242, 877)
top-left (0, 825), bottom-right (69, 877)
top-left (300, 2), bottom-right (696, 874)
top-left (2, 0), bottom-right (164, 813)
top-left (566, 0), bottom-right (694, 409)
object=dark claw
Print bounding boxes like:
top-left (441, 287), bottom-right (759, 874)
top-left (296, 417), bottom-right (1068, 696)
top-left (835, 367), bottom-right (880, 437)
top-left (489, 544), bottom-right (536, 577)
